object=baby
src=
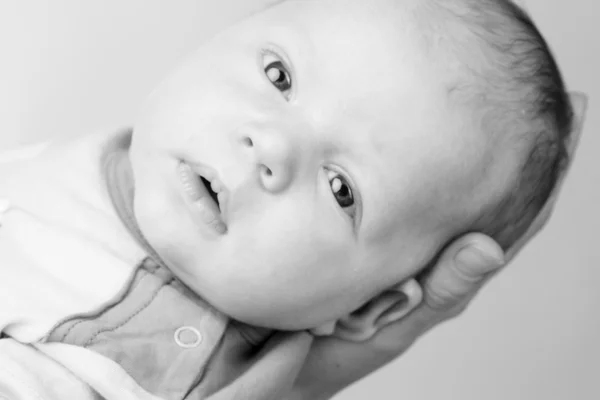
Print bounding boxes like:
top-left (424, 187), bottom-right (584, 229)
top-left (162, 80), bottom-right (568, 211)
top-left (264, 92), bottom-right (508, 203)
top-left (0, 0), bottom-right (574, 399)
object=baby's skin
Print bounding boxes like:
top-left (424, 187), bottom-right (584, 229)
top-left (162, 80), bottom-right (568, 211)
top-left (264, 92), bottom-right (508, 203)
top-left (126, 0), bottom-right (519, 339)
top-left (0, 0), bottom-right (588, 399)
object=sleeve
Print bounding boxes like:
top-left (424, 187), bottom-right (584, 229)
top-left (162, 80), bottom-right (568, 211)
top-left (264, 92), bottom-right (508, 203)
top-left (0, 339), bottom-right (97, 400)
top-left (0, 138), bottom-right (136, 343)
top-left (0, 142), bottom-right (54, 342)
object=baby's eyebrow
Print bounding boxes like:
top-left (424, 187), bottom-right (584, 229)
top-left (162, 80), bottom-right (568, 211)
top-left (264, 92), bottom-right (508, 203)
top-left (328, 126), bottom-right (384, 165)
top-left (265, 23), bottom-right (318, 67)
top-left (319, 136), bottom-right (361, 166)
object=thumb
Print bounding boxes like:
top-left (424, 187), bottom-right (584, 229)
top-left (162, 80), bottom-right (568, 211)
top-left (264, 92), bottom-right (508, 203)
top-left (208, 331), bottom-right (313, 400)
top-left (406, 234), bottom-right (505, 335)
top-left (422, 234), bottom-right (505, 312)
top-left (373, 233), bottom-right (504, 352)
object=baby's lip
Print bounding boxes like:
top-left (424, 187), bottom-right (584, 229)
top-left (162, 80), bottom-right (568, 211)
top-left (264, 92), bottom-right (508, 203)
top-left (178, 161), bottom-right (229, 232)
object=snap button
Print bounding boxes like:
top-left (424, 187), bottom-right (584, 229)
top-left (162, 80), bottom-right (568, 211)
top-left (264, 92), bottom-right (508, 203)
top-left (142, 257), bottom-right (160, 271)
top-left (174, 326), bottom-right (202, 348)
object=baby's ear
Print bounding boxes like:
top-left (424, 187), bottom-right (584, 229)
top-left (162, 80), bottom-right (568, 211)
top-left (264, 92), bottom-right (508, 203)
top-left (310, 279), bottom-right (423, 342)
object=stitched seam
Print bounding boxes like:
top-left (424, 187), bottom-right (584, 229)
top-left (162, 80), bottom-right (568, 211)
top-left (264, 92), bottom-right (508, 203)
top-left (58, 267), bottom-right (150, 343)
top-left (45, 259), bottom-right (150, 343)
top-left (83, 278), bottom-right (174, 348)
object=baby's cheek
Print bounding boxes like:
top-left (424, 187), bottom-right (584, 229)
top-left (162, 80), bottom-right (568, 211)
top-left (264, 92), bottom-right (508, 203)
top-left (135, 187), bottom-right (184, 245)
top-left (289, 232), bottom-right (354, 280)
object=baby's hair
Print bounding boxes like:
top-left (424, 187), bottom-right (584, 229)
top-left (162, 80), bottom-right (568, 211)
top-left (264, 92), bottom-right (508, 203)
top-left (423, 0), bottom-right (573, 250)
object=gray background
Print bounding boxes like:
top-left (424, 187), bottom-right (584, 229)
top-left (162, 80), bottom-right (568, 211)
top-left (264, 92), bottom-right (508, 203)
top-left (0, 1), bottom-right (598, 399)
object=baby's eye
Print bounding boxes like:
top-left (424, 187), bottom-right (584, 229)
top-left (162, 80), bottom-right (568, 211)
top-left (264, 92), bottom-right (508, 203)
top-left (263, 52), bottom-right (292, 99)
top-left (327, 170), bottom-right (355, 215)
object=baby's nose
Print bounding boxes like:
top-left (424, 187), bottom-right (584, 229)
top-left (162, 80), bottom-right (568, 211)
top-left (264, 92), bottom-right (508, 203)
top-left (239, 128), bottom-right (296, 193)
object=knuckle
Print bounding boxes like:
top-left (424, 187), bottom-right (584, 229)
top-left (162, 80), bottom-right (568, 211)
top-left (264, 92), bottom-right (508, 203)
top-left (452, 262), bottom-right (486, 285)
top-left (423, 269), bottom-right (479, 311)
top-left (423, 282), bottom-right (458, 313)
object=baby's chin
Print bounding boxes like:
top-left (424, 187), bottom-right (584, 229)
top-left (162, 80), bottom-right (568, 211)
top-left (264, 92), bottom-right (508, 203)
top-left (172, 267), bottom-right (341, 330)
top-left (140, 222), bottom-right (348, 331)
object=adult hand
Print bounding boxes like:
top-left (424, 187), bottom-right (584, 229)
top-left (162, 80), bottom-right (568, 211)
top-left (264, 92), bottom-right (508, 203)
top-left (285, 92), bottom-right (588, 400)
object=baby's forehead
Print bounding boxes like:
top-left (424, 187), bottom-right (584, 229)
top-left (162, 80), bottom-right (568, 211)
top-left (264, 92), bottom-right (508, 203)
top-left (249, 4), bottom-right (441, 110)
top-left (253, 0), bottom-right (424, 60)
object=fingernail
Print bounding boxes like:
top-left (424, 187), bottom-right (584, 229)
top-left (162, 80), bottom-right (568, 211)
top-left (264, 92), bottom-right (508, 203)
top-left (456, 244), bottom-right (504, 270)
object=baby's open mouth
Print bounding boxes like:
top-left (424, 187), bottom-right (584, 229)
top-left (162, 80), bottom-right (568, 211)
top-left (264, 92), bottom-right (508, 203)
top-left (200, 176), bottom-right (220, 210)
top-left (178, 161), bottom-right (228, 234)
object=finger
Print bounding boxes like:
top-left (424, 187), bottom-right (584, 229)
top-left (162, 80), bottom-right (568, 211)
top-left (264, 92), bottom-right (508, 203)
top-left (565, 91), bottom-right (588, 156)
top-left (506, 91), bottom-right (588, 260)
top-left (419, 233), bottom-right (504, 314)
top-left (208, 331), bottom-right (313, 400)
top-left (374, 234), bottom-right (504, 349)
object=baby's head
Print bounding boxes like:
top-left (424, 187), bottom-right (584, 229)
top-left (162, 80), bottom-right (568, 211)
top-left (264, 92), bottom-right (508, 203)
top-left (128, 0), bottom-right (573, 337)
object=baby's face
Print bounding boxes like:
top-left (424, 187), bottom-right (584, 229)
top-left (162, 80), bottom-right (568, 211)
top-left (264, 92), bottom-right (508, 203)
top-left (130, 0), bottom-right (505, 329)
